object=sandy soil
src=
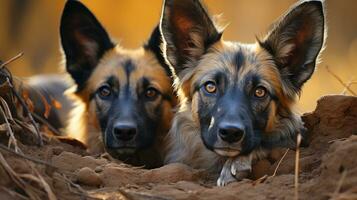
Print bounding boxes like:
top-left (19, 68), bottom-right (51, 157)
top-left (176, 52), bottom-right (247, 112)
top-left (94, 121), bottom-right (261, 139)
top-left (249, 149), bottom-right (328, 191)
top-left (0, 95), bottom-right (356, 200)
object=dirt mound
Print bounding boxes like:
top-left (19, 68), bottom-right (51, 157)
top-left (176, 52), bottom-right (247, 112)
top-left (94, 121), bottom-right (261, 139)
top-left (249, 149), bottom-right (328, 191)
top-left (1, 94), bottom-right (356, 200)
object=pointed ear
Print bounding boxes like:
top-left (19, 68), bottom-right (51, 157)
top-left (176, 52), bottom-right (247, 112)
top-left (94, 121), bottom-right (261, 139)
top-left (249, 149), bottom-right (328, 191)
top-left (160, 0), bottom-right (221, 76)
top-left (144, 25), bottom-right (172, 77)
top-left (60, 0), bottom-right (114, 91)
top-left (260, 0), bottom-right (325, 91)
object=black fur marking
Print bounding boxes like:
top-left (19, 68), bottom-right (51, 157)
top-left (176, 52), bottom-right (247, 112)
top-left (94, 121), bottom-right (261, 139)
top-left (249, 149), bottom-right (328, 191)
top-left (123, 60), bottom-right (135, 78)
top-left (123, 60), bottom-right (136, 96)
top-left (141, 77), bottom-right (151, 90)
top-left (106, 75), bottom-right (120, 89)
top-left (249, 74), bottom-right (261, 88)
top-left (234, 51), bottom-right (245, 71)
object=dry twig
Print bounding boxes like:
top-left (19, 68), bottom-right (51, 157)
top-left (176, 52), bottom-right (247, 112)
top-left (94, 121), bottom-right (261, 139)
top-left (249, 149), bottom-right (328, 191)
top-left (252, 174), bottom-right (268, 185)
top-left (294, 134), bottom-right (302, 200)
top-left (0, 151), bottom-right (42, 200)
top-left (1, 186), bottom-right (29, 200)
top-left (0, 52), bottom-right (24, 69)
top-left (6, 78), bottom-right (43, 146)
top-left (326, 66), bottom-right (356, 96)
top-left (252, 148), bottom-right (290, 185)
top-left (272, 148), bottom-right (290, 177)
top-left (19, 173), bottom-right (57, 200)
top-left (341, 80), bottom-right (357, 95)
top-left (0, 97), bottom-right (21, 153)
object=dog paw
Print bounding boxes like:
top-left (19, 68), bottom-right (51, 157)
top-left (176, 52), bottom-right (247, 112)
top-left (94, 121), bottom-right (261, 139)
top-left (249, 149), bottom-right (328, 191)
top-left (217, 156), bottom-right (252, 186)
top-left (217, 159), bottom-right (236, 186)
top-left (230, 157), bottom-right (252, 181)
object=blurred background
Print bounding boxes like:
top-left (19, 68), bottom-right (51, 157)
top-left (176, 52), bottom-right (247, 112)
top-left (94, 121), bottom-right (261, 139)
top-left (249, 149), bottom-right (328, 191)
top-left (1, 0), bottom-right (356, 112)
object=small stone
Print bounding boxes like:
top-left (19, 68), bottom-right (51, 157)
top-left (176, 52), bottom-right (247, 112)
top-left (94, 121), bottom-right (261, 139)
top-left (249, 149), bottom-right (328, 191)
top-left (76, 167), bottom-right (102, 187)
top-left (94, 166), bottom-right (103, 173)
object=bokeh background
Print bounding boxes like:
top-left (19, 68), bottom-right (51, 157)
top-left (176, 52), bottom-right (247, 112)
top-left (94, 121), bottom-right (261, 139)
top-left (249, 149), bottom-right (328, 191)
top-left (1, 0), bottom-right (356, 112)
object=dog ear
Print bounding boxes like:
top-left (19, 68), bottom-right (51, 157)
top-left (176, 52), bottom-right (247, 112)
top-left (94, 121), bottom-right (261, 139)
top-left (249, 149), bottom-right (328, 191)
top-left (160, 0), bottom-right (221, 77)
top-left (260, 0), bottom-right (325, 91)
top-left (144, 25), bottom-right (172, 77)
top-left (60, 0), bottom-right (114, 91)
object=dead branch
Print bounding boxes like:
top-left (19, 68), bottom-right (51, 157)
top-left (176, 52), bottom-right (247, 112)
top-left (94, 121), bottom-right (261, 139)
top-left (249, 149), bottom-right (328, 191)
top-left (252, 174), bottom-right (268, 186)
top-left (6, 78), bottom-right (43, 146)
top-left (0, 151), bottom-right (43, 200)
top-left (341, 80), bottom-right (357, 95)
top-left (326, 66), bottom-right (357, 96)
top-left (19, 172), bottom-right (57, 200)
top-left (0, 53), bottom-right (24, 69)
top-left (0, 97), bottom-right (21, 153)
top-left (1, 186), bottom-right (29, 200)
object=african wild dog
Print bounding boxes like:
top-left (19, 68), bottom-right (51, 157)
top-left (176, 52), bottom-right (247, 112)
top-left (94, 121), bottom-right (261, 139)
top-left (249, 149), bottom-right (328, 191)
top-left (60, 1), bottom-right (176, 168)
top-left (160, 0), bottom-right (325, 185)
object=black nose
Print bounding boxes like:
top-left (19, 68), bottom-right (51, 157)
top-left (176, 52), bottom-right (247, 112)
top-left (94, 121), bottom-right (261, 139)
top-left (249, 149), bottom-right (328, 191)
top-left (218, 123), bottom-right (245, 143)
top-left (113, 122), bottom-right (137, 141)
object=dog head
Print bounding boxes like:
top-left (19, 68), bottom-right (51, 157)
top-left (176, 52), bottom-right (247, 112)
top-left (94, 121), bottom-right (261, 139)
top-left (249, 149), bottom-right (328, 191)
top-left (161, 0), bottom-right (325, 157)
top-left (61, 1), bottom-right (175, 160)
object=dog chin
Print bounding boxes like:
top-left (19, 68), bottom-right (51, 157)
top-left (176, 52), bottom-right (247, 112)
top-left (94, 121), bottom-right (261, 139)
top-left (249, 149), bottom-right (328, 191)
top-left (214, 148), bottom-right (240, 157)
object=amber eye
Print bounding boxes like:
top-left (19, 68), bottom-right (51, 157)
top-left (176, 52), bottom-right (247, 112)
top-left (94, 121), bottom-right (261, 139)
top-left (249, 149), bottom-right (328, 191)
top-left (204, 81), bottom-right (217, 94)
top-left (145, 87), bottom-right (159, 99)
top-left (98, 85), bottom-right (112, 98)
top-left (254, 86), bottom-right (267, 98)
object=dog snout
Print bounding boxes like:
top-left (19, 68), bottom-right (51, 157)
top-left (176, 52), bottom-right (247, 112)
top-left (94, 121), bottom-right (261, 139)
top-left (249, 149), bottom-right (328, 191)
top-left (218, 122), bottom-right (245, 143)
top-left (113, 122), bottom-right (137, 141)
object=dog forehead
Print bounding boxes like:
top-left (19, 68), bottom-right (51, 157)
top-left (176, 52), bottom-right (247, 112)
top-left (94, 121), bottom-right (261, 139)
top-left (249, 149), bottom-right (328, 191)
top-left (194, 42), bottom-right (261, 81)
top-left (88, 46), bottom-right (170, 91)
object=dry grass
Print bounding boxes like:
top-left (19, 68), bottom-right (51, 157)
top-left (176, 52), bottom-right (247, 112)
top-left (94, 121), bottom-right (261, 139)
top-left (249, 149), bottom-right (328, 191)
top-left (0, 53), bottom-right (97, 200)
top-left (272, 149), bottom-right (290, 177)
top-left (0, 53), bottom-right (57, 199)
top-left (294, 134), bottom-right (302, 200)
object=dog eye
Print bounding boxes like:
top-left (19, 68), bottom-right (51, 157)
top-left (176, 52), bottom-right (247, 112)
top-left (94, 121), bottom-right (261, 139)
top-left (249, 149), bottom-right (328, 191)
top-left (254, 86), bottom-right (267, 98)
top-left (98, 85), bottom-right (112, 98)
top-left (204, 81), bottom-right (217, 94)
top-left (145, 87), bottom-right (159, 100)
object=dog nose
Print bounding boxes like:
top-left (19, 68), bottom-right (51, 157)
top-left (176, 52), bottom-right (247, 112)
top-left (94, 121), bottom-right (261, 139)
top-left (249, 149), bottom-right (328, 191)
top-left (113, 122), bottom-right (137, 141)
top-left (218, 123), bottom-right (245, 143)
